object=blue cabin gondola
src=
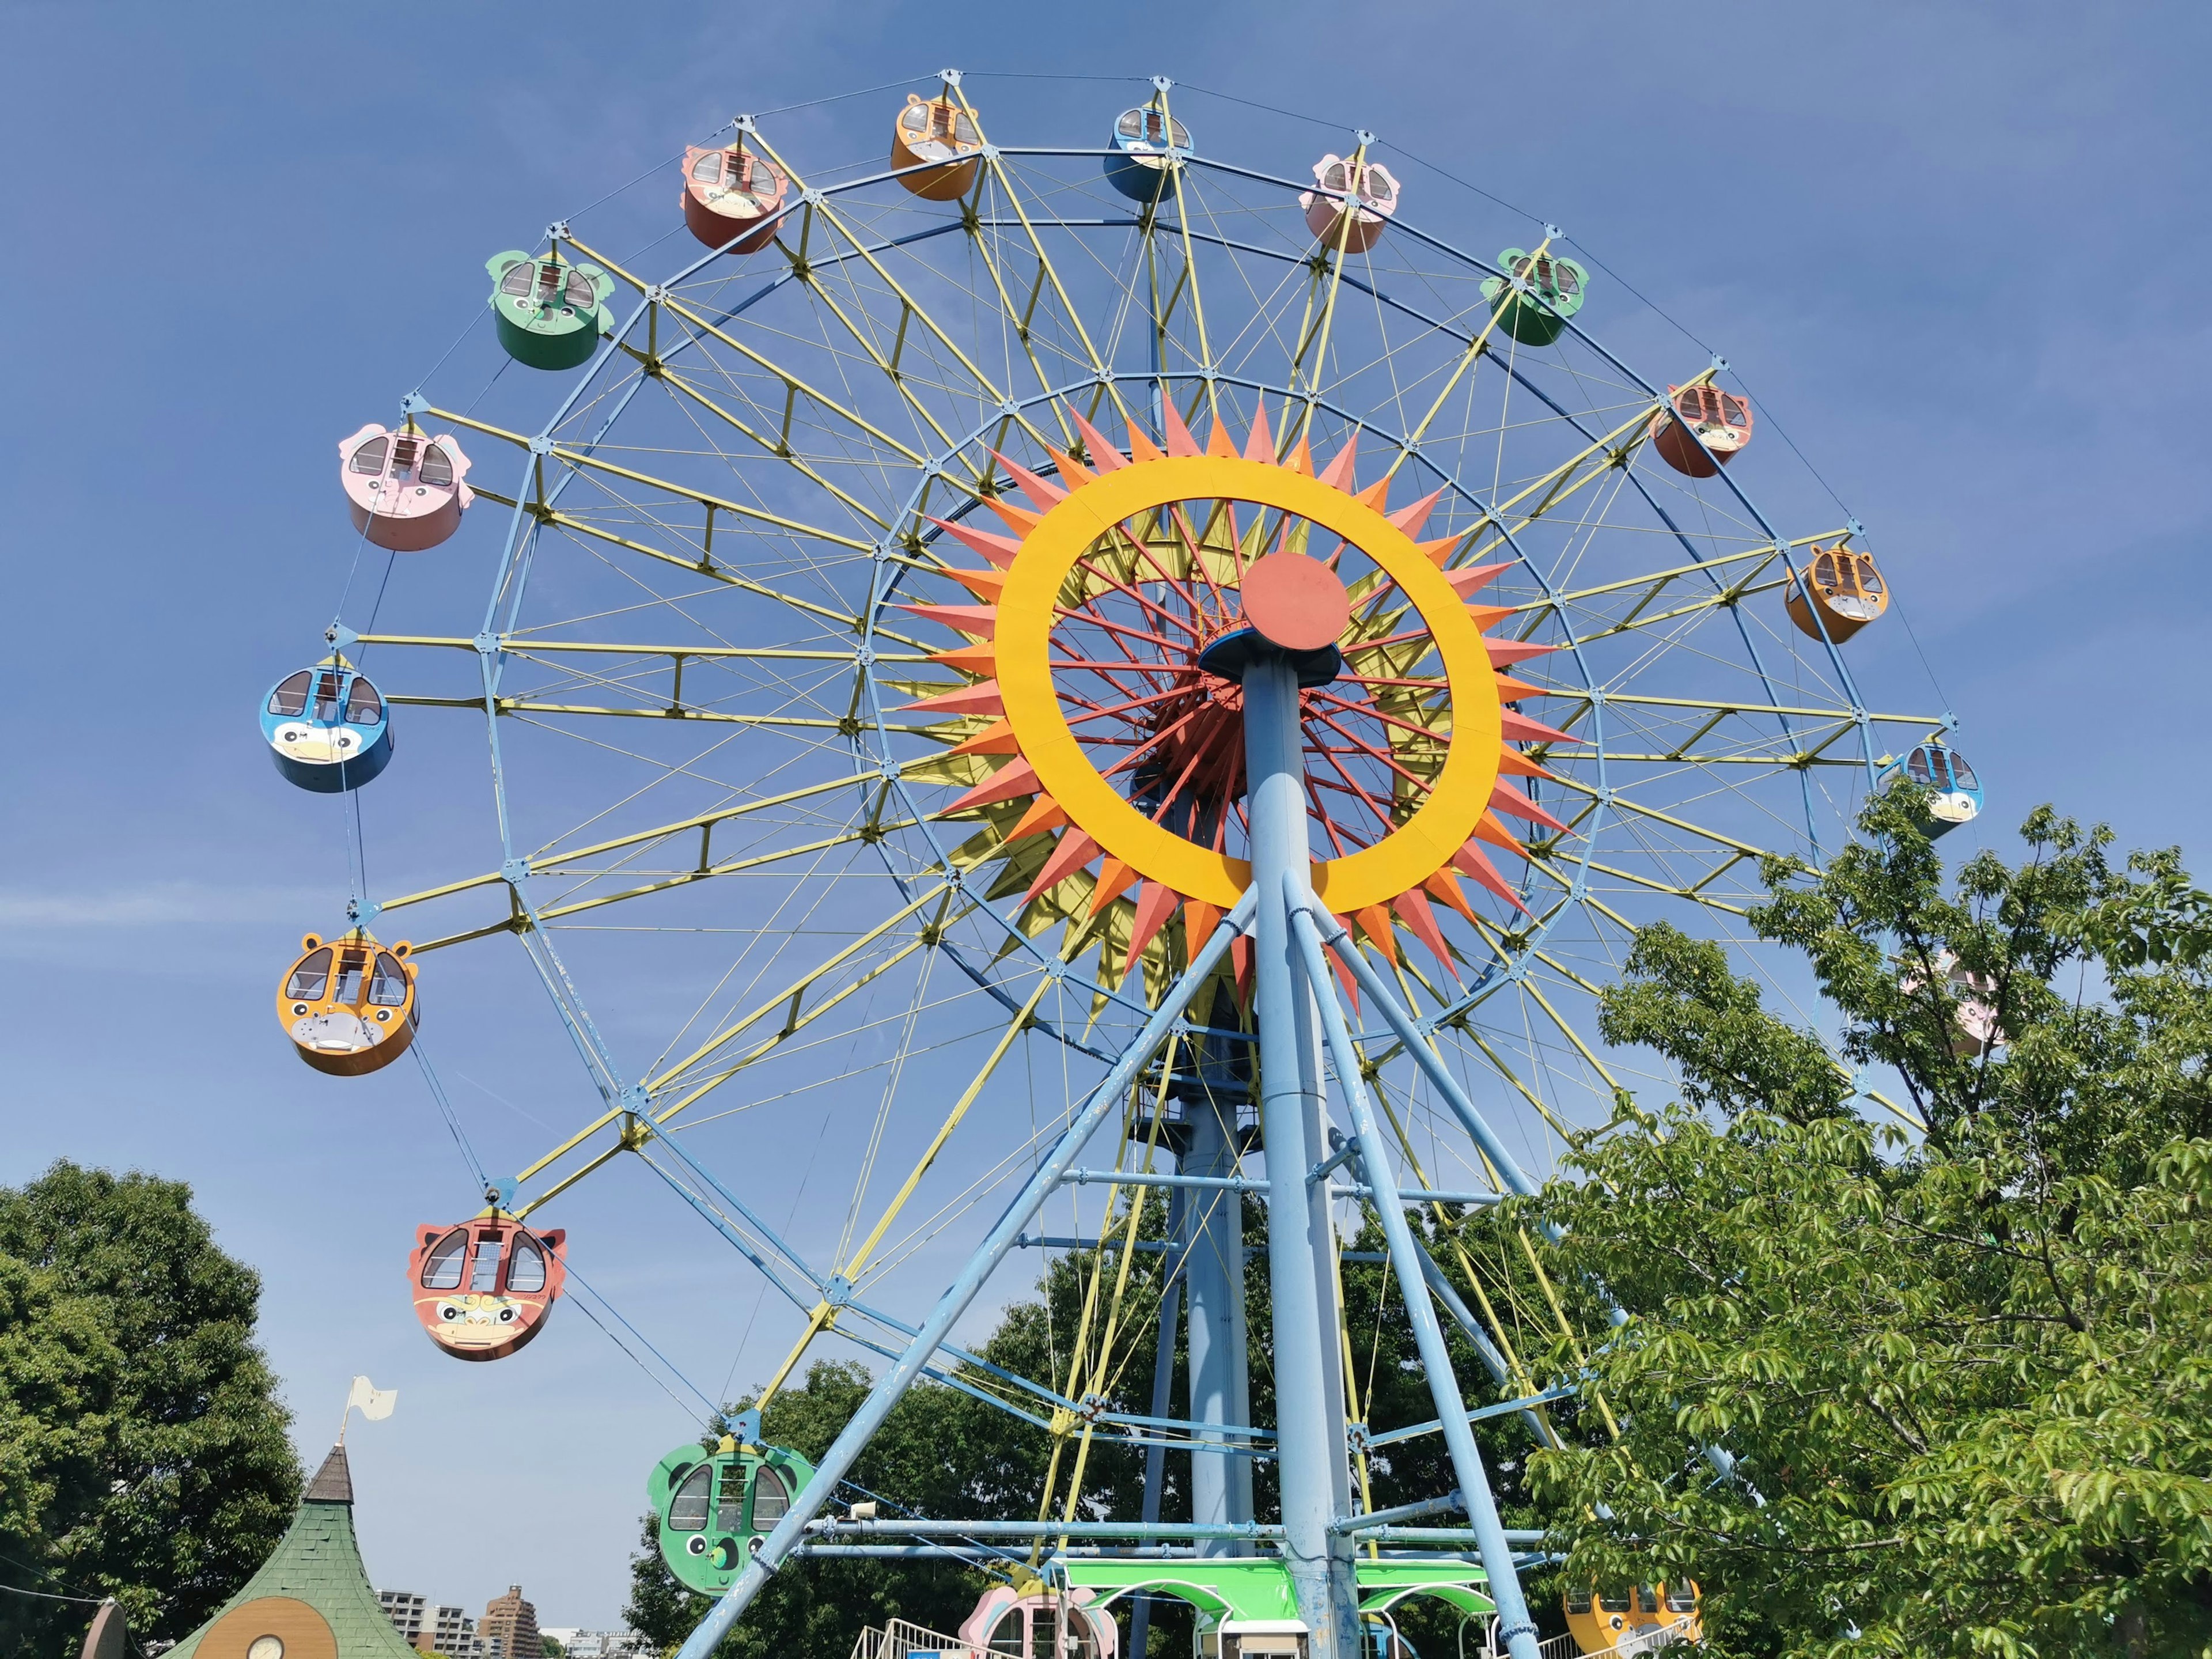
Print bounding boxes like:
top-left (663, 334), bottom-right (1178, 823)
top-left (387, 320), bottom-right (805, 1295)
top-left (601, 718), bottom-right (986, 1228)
top-left (1881, 740), bottom-right (1982, 835)
top-left (261, 662), bottom-right (392, 792)
top-left (649, 1431), bottom-right (817, 1596)
top-left (1104, 105), bottom-right (1192, 202)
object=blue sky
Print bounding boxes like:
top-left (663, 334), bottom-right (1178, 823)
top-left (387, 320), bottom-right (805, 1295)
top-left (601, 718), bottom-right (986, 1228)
top-left (5, 1), bottom-right (2210, 1634)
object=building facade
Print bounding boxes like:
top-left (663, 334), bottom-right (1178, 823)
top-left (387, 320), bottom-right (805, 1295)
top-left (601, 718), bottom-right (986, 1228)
top-left (477, 1587), bottom-right (541, 1659)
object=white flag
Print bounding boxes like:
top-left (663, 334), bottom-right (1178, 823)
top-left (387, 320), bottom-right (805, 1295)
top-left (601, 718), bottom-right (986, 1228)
top-left (347, 1376), bottom-right (398, 1421)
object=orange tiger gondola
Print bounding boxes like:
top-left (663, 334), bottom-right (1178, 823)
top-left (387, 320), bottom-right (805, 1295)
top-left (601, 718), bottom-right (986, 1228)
top-left (1786, 543), bottom-right (1889, 643)
top-left (277, 930), bottom-right (418, 1076)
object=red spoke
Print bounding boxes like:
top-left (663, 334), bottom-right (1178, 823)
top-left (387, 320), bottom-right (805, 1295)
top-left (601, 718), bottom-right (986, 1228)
top-left (1073, 550), bottom-right (1206, 642)
top-left (1306, 707), bottom-right (1435, 793)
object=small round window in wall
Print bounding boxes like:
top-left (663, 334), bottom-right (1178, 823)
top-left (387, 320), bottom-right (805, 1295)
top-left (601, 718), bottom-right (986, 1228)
top-left (247, 1639), bottom-right (285, 1659)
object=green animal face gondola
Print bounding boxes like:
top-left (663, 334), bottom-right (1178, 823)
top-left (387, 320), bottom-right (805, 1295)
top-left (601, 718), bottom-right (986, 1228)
top-left (647, 1434), bottom-right (817, 1594)
top-left (1479, 248), bottom-right (1588, 346)
top-left (486, 250), bottom-right (615, 371)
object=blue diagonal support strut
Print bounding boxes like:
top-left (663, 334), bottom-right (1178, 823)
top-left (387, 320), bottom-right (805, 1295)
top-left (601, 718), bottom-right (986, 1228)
top-left (671, 885), bottom-right (1260, 1659)
top-left (1288, 881), bottom-right (1543, 1659)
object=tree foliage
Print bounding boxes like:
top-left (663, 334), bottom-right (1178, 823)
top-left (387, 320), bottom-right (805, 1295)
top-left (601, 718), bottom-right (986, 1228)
top-left (0, 1162), bottom-right (301, 1656)
top-left (1529, 794), bottom-right (2212, 1657)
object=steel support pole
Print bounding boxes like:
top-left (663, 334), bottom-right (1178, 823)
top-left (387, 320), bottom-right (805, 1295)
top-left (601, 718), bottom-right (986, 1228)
top-left (673, 887), bottom-right (1259, 1659)
top-left (1130, 1187), bottom-right (1183, 1659)
top-left (1286, 887), bottom-right (1542, 1659)
top-left (1184, 1089), bottom-right (1252, 1554)
top-left (1241, 653), bottom-right (1359, 1659)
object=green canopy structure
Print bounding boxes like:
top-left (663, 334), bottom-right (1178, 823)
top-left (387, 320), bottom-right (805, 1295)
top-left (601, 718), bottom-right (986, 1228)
top-left (169, 1445), bottom-right (419, 1659)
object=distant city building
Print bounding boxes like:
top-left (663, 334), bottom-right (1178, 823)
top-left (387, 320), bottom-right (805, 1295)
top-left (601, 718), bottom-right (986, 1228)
top-left (380, 1591), bottom-right (428, 1646)
top-left (429, 1604), bottom-right (480, 1656)
top-left (479, 1586), bottom-right (542, 1659)
top-left (537, 1633), bottom-right (652, 1659)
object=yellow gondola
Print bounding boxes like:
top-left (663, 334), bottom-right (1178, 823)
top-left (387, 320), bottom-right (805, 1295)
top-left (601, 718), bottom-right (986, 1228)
top-left (891, 92), bottom-right (982, 200)
top-left (1563, 1581), bottom-right (1702, 1654)
top-left (276, 929), bottom-right (418, 1076)
top-left (1785, 544), bottom-right (1889, 643)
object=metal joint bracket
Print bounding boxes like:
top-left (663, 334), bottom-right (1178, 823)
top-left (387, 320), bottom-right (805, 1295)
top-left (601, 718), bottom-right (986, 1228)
top-left (1345, 1422), bottom-right (1373, 1456)
top-left (528, 434), bottom-right (555, 456)
top-left (401, 391), bottom-right (430, 415)
top-left (823, 1274), bottom-right (857, 1310)
top-left (346, 896), bottom-right (383, 926)
top-left (733, 113), bottom-right (757, 134)
top-left (1709, 354), bottom-right (1729, 372)
top-left (547, 220), bottom-right (570, 243)
top-left (501, 858), bottom-right (531, 887)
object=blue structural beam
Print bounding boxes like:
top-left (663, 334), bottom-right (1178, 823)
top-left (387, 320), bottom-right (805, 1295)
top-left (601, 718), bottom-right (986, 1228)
top-left (1289, 885), bottom-right (1543, 1659)
top-left (671, 886), bottom-right (1260, 1659)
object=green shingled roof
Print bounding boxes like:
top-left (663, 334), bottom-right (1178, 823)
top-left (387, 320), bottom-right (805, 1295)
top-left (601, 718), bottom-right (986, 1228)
top-left (169, 1445), bottom-right (420, 1659)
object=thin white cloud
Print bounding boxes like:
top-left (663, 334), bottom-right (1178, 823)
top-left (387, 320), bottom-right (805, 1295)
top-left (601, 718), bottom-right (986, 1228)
top-left (0, 882), bottom-right (329, 928)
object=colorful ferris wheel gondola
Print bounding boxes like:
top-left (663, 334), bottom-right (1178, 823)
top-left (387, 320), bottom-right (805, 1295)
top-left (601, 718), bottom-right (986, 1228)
top-left (276, 929), bottom-right (418, 1075)
top-left (408, 1215), bottom-right (568, 1361)
top-left (1785, 543), bottom-right (1889, 643)
top-left (1650, 383), bottom-right (1753, 478)
top-left (260, 658), bottom-right (391, 791)
top-left (1301, 152), bottom-right (1400, 252)
top-left (486, 249), bottom-right (615, 370)
top-left (890, 89), bottom-right (982, 200)
top-left (1881, 740), bottom-right (1983, 835)
top-left (650, 1427), bottom-right (817, 1594)
top-left (1564, 1583), bottom-right (1702, 1656)
top-left (1103, 104), bottom-right (1192, 202)
top-left (1480, 247), bottom-right (1589, 346)
top-left (680, 142), bottom-right (790, 255)
top-left (338, 423), bottom-right (475, 551)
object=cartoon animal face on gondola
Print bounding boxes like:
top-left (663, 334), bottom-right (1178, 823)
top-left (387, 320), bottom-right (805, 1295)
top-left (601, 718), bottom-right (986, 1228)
top-left (486, 251), bottom-right (615, 370)
top-left (959, 1586), bottom-right (1119, 1659)
top-left (1480, 248), bottom-right (1589, 346)
top-left (1103, 105), bottom-right (1192, 202)
top-left (1881, 740), bottom-right (1982, 835)
top-left (1300, 154), bottom-right (1400, 253)
top-left (1650, 384), bottom-right (1753, 478)
top-left (890, 93), bottom-right (983, 200)
top-left (1786, 544), bottom-right (1889, 645)
top-left (409, 1219), bottom-right (567, 1361)
top-left (1563, 1581), bottom-right (1701, 1655)
top-left (649, 1437), bottom-right (818, 1594)
top-left (339, 423), bottom-right (475, 551)
top-left (277, 930), bottom-right (418, 1076)
top-left (261, 662), bottom-right (391, 792)
top-left (680, 146), bottom-right (790, 253)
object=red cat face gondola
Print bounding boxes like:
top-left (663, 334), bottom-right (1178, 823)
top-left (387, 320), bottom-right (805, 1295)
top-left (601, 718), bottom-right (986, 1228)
top-left (408, 1218), bottom-right (567, 1361)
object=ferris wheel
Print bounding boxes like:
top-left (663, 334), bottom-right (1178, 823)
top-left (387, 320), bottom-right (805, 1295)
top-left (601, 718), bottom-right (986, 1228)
top-left (262, 71), bottom-right (1967, 1659)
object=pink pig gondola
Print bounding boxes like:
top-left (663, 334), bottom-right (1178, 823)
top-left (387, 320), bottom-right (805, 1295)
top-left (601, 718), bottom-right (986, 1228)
top-left (339, 423), bottom-right (475, 551)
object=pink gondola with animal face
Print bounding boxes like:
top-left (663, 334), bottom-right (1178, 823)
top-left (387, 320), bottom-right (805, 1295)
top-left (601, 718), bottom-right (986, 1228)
top-left (409, 1218), bottom-right (567, 1362)
top-left (681, 145), bottom-right (789, 255)
top-left (339, 424), bottom-right (475, 551)
top-left (1300, 154), bottom-right (1400, 254)
top-left (1650, 384), bottom-right (1753, 478)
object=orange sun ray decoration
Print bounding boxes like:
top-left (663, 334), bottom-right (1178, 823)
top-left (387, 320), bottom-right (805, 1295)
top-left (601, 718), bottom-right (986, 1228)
top-left (895, 396), bottom-right (1577, 1008)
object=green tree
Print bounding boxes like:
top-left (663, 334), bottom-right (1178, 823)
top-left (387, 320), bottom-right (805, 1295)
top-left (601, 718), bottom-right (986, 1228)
top-left (0, 1162), bottom-right (301, 1656)
top-left (1529, 795), bottom-right (2212, 1657)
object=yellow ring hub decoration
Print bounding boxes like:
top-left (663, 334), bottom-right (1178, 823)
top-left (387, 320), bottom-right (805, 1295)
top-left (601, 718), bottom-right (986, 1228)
top-left (996, 454), bottom-right (1501, 911)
